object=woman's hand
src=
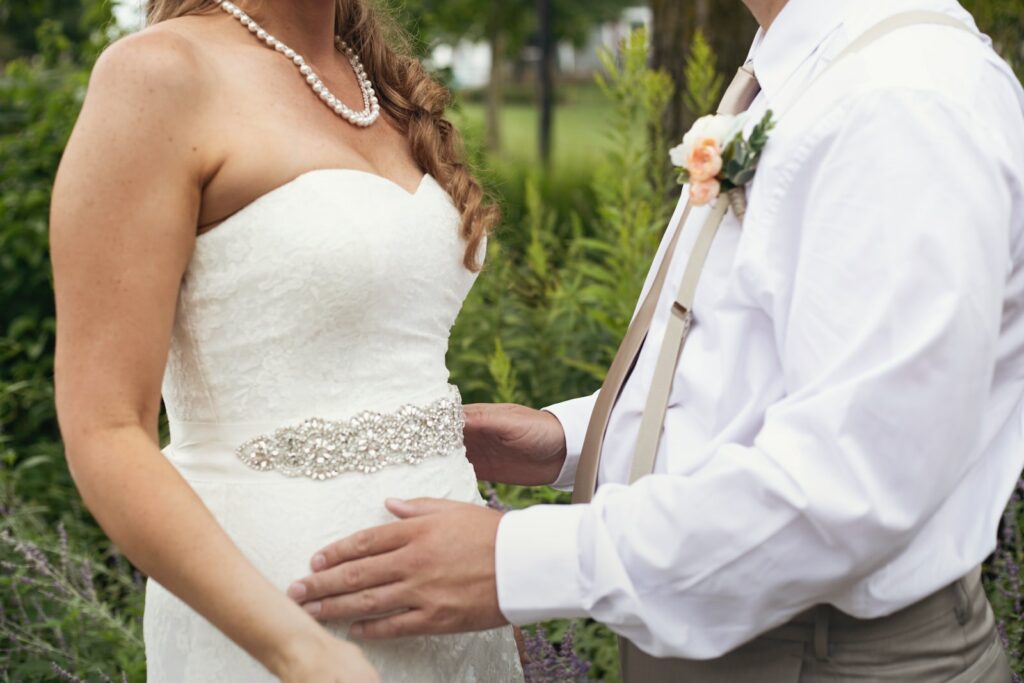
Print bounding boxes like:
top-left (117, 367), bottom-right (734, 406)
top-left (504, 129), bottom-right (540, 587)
top-left (463, 403), bottom-right (567, 486)
top-left (274, 631), bottom-right (381, 683)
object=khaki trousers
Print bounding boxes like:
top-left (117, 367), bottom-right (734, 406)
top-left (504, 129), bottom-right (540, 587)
top-left (620, 569), bottom-right (1012, 682)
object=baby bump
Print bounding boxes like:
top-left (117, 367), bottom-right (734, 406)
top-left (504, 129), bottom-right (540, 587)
top-left (184, 449), bottom-right (484, 590)
top-left (144, 449), bottom-right (514, 683)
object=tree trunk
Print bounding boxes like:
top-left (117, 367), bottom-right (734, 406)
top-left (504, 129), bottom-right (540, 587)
top-left (703, 0), bottom-right (759, 85)
top-left (485, 28), bottom-right (506, 152)
top-left (651, 0), bottom-right (759, 146)
top-left (696, 0), bottom-right (710, 31)
top-left (650, 0), bottom-right (693, 147)
top-left (537, 0), bottom-right (554, 167)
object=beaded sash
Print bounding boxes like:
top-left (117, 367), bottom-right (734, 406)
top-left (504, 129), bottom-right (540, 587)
top-left (232, 386), bottom-right (464, 480)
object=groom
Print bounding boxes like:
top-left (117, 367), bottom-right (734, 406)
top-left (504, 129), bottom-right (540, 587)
top-left (288, 0), bottom-right (1024, 679)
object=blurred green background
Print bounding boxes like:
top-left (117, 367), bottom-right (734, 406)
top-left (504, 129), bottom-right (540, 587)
top-left (1, 1), bottom-right (1022, 680)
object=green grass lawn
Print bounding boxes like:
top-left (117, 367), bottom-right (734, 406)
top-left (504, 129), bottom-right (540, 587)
top-left (446, 87), bottom-right (649, 248)
top-left (453, 100), bottom-right (617, 177)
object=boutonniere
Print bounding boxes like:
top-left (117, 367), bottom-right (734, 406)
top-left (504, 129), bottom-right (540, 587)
top-left (669, 110), bottom-right (775, 219)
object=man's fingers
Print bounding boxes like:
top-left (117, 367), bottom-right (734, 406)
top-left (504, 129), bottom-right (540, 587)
top-left (312, 521), bottom-right (411, 571)
top-left (308, 582), bottom-right (413, 622)
top-left (349, 609), bottom-right (435, 640)
top-left (384, 497), bottom-right (460, 519)
top-left (291, 554), bottom-right (404, 603)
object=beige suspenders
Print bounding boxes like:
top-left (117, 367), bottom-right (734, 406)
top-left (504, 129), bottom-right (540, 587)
top-left (570, 65), bottom-right (760, 504)
top-left (573, 11), bottom-right (977, 504)
top-left (628, 194), bottom-right (731, 482)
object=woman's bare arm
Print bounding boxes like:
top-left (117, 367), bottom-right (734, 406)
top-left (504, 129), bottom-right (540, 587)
top-left (50, 30), bottom-right (376, 682)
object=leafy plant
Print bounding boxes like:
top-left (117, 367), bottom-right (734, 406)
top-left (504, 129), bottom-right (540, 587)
top-left (682, 29), bottom-right (724, 120)
top-left (452, 28), bottom-right (675, 679)
top-left (1, 492), bottom-right (144, 681)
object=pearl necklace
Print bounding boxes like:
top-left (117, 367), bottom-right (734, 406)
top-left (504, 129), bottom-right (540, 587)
top-left (218, 1), bottom-right (381, 128)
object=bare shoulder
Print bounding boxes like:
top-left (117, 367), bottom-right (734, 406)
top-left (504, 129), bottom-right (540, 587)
top-left (54, 18), bottom-right (228, 237)
top-left (88, 20), bottom-right (218, 116)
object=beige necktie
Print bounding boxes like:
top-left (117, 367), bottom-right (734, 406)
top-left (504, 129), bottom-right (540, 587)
top-left (571, 65), bottom-right (760, 504)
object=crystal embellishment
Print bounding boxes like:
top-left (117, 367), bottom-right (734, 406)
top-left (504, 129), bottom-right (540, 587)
top-left (235, 387), bottom-right (465, 480)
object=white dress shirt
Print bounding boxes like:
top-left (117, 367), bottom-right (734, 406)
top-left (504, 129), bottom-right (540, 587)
top-left (494, 0), bottom-right (1024, 659)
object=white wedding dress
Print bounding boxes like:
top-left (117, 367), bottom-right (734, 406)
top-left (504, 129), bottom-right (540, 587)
top-left (145, 169), bottom-right (524, 682)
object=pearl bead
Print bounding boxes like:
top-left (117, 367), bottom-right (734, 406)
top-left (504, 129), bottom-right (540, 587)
top-left (219, 1), bottom-right (378, 129)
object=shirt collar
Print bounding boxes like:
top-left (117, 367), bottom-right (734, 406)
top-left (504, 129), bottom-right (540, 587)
top-left (746, 0), bottom-right (848, 102)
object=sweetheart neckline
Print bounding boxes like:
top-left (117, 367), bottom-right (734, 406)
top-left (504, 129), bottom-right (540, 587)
top-left (196, 169), bottom-right (436, 241)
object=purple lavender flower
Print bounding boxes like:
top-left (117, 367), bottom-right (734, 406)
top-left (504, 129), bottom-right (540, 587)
top-left (522, 623), bottom-right (595, 683)
top-left (78, 558), bottom-right (96, 600)
top-left (57, 522), bottom-right (70, 575)
top-left (50, 663), bottom-right (85, 682)
top-left (484, 483), bottom-right (511, 512)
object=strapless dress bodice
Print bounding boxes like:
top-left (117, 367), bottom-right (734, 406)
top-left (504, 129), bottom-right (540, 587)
top-left (161, 169), bottom-right (478, 424)
top-left (148, 170), bottom-right (522, 683)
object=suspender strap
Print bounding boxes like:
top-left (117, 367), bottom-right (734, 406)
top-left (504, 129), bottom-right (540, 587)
top-left (623, 11), bottom-right (977, 485)
top-left (570, 203), bottom-right (693, 503)
top-left (835, 11), bottom-right (974, 62)
top-left (629, 193), bottom-right (730, 482)
top-left (571, 65), bottom-right (761, 504)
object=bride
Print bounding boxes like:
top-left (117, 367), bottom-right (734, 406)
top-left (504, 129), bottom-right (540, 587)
top-left (48, 0), bottom-right (524, 681)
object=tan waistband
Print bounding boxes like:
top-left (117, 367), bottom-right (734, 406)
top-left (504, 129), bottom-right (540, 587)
top-left (761, 568), bottom-right (983, 648)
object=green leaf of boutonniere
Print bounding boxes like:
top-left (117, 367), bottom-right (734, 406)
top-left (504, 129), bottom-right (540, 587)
top-left (720, 110), bottom-right (776, 189)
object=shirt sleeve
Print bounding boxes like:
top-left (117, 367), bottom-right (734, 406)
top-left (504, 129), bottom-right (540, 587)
top-left (495, 88), bottom-right (1015, 657)
top-left (542, 392), bottom-right (598, 489)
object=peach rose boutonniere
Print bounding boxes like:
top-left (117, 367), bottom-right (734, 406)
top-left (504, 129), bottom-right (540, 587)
top-left (670, 110), bottom-right (776, 219)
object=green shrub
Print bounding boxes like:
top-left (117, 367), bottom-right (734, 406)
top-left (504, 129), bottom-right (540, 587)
top-left (0, 497), bottom-right (145, 682)
top-left (450, 28), bottom-right (675, 680)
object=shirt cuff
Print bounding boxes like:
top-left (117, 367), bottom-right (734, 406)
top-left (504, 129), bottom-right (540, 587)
top-left (543, 393), bottom-right (598, 490)
top-left (495, 503), bottom-right (590, 624)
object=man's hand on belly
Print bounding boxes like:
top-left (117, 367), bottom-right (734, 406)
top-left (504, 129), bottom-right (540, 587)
top-left (287, 498), bottom-right (508, 638)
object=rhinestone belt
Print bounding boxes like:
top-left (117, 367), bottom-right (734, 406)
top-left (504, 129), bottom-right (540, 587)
top-left (235, 386), bottom-right (464, 480)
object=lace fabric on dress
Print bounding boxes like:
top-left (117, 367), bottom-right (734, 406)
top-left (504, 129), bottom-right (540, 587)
top-left (149, 170), bottom-right (523, 682)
